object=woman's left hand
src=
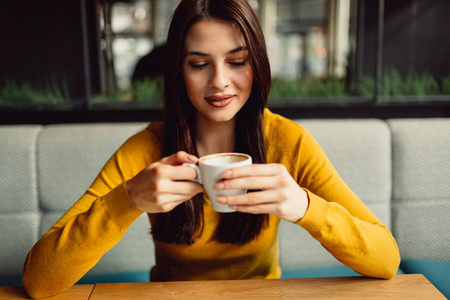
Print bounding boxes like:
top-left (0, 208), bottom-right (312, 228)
top-left (214, 164), bottom-right (309, 222)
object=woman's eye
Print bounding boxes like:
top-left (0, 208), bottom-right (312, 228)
top-left (190, 63), bottom-right (208, 70)
top-left (229, 61), bottom-right (247, 67)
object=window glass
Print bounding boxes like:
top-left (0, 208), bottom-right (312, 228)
top-left (1, 0), bottom-right (448, 111)
top-left (94, 0), bottom-right (361, 106)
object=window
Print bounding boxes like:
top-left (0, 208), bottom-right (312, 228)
top-left (90, 0), bottom-right (450, 108)
top-left (0, 0), bottom-right (449, 120)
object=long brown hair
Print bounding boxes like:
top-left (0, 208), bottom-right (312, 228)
top-left (151, 0), bottom-right (271, 245)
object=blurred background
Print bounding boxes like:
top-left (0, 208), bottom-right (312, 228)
top-left (0, 0), bottom-right (449, 123)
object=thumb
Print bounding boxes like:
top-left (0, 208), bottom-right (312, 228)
top-left (160, 151), bottom-right (198, 166)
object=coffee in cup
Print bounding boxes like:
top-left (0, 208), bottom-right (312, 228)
top-left (184, 153), bottom-right (252, 213)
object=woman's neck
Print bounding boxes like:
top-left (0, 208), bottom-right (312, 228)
top-left (195, 116), bottom-right (236, 157)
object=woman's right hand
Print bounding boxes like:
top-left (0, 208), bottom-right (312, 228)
top-left (126, 151), bottom-right (204, 213)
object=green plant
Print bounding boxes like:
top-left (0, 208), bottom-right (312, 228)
top-left (403, 72), bottom-right (440, 96)
top-left (133, 76), bottom-right (163, 101)
top-left (441, 76), bottom-right (450, 95)
top-left (354, 69), bottom-right (443, 97)
top-left (91, 88), bottom-right (132, 103)
top-left (269, 77), bottom-right (346, 99)
top-left (352, 76), bottom-right (375, 97)
top-left (91, 76), bottom-right (163, 104)
top-left (0, 80), bottom-right (70, 105)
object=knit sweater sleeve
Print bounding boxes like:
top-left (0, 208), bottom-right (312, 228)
top-left (22, 128), bottom-right (159, 299)
top-left (264, 110), bottom-right (400, 279)
top-left (293, 125), bottom-right (400, 279)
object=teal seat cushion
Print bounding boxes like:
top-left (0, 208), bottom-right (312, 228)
top-left (76, 270), bottom-right (150, 284)
top-left (281, 265), bottom-right (405, 279)
top-left (400, 260), bottom-right (450, 299)
top-left (0, 278), bottom-right (23, 287)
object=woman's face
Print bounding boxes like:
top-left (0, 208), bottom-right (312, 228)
top-left (182, 20), bottom-right (253, 125)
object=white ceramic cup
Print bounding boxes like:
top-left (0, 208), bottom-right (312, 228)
top-left (184, 153), bottom-right (252, 213)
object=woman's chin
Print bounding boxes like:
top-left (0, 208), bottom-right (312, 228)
top-left (201, 111), bottom-right (238, 125)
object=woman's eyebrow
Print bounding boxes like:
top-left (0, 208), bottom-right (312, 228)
top-left (185, 46), bottom-right (248, 57)
top-left (185, 50), bottom-right (208, 57)
top-left (227, 46), bottom-right (248, 54)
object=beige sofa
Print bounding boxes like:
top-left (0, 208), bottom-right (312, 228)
top-left (0, 118), bottom-right (449, 297)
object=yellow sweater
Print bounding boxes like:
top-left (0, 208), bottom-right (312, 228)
top-left (22, 109), bottom-right (400, 298)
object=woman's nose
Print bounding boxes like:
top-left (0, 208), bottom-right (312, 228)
top-left (208, 65), bottom-right (230, 91)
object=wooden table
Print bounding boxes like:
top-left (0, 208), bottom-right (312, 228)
top-left (0, 274), bottom-right (445, 299)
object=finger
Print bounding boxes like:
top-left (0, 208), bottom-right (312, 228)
top-left (229, 202), bottom-right (278, 215)
top-left (175, 165), bottom-right (200, 181)
top-left (229, 191), bottom-right (308, 222)
top-left (221, 163), bottom-right (286, 179)
top-left (160, 151), bottom-right (198, 166)
top-left (164, 164), bottom-right (200, 181)
top-left (157, 179), bottom-right (204, 196)
top-left (150, 162), bottom-right (199, 181)
top-left (217, 189), bottom-right (279, 206)
top-left (214, 175), bottom-right (279, 191)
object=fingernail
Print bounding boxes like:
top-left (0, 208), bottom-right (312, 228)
top-left (215, 182), bottom-right (224, 190)
top-left (229, 205), bottom-right (238, 210)
top-left (221, 170), bottom-right (232, 178)
top-left (188, 155), bottom-right (197, 162)
top-left (216, 196), bottom-right (227, 204)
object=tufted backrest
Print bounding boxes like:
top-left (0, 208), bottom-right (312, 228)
top-left (388, 119), bottom-right (450, 263)
top-left (0, 125), bottom-right (42, 280)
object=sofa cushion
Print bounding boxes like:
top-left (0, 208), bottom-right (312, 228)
top-left (0, 125), bottom-right (42, 283)
top-left (388, 119), bottom-right (450, 202)
top-left (281, 265), bottom-right (405, 279)
top-left (388, 119), bottom-right (449, 261)
top-left (37, 123), bottom-right (148, 211)
top-left (0, 213), bottom-right (39, 280)
top-left (281, 265), bottom-right (363, 279)
top-left (388, 119), bottom-right (450, 298)
top-left (0, 125), bottom-right (41, 212)
top-left (298, 119), bottom-right (392, 225)
top-left (76, 270), bottom-right (150, 284)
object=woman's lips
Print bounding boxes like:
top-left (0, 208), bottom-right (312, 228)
top-left (205, 94), bottom-right (234, 107)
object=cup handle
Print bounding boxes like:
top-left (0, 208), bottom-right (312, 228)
top-left (182, 163), bottom-right (202, 184)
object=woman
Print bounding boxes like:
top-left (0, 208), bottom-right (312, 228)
top-left (22, 0), bottom-right (400, 298)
